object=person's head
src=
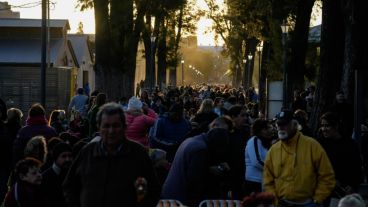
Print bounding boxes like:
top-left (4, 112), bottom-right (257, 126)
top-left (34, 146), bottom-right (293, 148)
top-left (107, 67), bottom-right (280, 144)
top-left (15, 157), bottom-right (42, 185)
top-left (28, 103), bottom-right (45, 117)
top-left (97, 103), bottom-right (127, 147)
top-left (336, 91), bottom-right (346, 103)
top-left (227, 96), bottom-right (237, 105)
top-left (127, 96), bottom-right (143, 111)
top-left (77, 88), bottom-right (84, 95)
top-left (58, 110), bottom-right (66, 120)
top-left (168, 103), bottom-right (184, 122)
top-left (206, 127), bottom-right (230, 163)
top-left (7, 108), bottom-right (23, 124)
top-left (228, 105), bottom-right (249, 129)
top-left (275, 110), bottom-right (299, 140)
top-left (47, 137), bottom-right (62, 154)
top-left (209, 116), bottom-right (234, 131)
top-left (49, 110), bottom-right (61, 125)
top-left (320, 112), bottom-right (341, 138)
top-left (24, 136), bottom-right (48, 163)
top-left (294, 109), bottom-right (308, 126)
top-left (52, 142), bottom-right (73, 170)
top-left (252, 119), bottom-right (273, 140)
top-left (197, 99), bottom-right (214, 114)
top-left (140, 90), bottom-right (148, 99)
top-left (214, 97), bottom-right (224, 107)
top-left (338, 194), bottom-right (365, 207)
top-left (95, 93), bottom-right (107, 107)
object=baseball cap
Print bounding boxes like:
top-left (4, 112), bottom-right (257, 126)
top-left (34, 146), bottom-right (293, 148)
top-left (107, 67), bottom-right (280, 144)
top-left (276, 110), bottom-right (294, 125)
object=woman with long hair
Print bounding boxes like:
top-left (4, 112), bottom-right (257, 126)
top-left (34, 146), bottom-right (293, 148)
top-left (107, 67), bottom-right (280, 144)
top-left (244, 119), bottom-right (274, 195)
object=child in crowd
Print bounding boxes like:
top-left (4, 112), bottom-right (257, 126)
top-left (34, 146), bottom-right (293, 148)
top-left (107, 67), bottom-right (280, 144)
top-left (2, 158), bottom-right (47, 207)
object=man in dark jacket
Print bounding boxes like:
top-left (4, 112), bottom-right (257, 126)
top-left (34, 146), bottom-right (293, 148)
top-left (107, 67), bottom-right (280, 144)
top-left (42, 142), bottom-right (73, 207)
top-left (63, 102), bottom-right (160, 207)
top-left (161, 117), bottom-right (232, 206)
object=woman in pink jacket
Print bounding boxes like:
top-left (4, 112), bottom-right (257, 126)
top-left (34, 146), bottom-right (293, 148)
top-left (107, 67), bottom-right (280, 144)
top-left (125, 96), bottom-right (157, 147)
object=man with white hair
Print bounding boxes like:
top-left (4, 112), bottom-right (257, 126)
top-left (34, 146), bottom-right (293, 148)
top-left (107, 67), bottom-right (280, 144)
top-left (263, 110), bottom-right (335, 207)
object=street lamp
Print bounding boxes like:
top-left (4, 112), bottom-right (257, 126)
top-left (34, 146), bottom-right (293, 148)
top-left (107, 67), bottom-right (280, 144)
top-left (235, 64), bottom-right (239, 87)
top-left (181, 60), bottom-right (184, 86)
top-left (247, 54), bottom-right (253, 89)
top-left (242, 59), bottom-right (247, 88)
top-left (257, 42), bottom-right (263, 92)
top-left (150, 35), bottom-right (156, 91)
top-left (281, 20), bottom-right (290, 107)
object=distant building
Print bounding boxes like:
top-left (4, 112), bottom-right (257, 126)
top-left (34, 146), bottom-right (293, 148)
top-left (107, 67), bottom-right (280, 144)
top-left (308, 24), bottom-right (321, 43)
top-left (0, 2), bottom-right (19, 18)
top-left (0, 17), bottom-right (77, 112)
top-left (68, 34), bottom-right (95, 94)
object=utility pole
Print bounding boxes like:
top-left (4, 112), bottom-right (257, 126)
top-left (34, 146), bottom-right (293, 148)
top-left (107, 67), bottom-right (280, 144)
top-left (41, 0), bottom-right (47, 106)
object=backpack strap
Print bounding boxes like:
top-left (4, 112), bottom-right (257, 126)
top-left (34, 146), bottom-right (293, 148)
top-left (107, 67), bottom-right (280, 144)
top-left (254, 137), bottom-right (264, 166)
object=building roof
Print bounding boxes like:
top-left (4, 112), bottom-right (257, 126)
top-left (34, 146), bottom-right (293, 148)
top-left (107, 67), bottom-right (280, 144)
top-left (68, 34), bottom-right (93, 66)
top-left (0, 18), bottom-right (70, 30)
top-left (0, 38), bottom-right (63, 64)
top-left (308, 24), bottom-right (321, 43)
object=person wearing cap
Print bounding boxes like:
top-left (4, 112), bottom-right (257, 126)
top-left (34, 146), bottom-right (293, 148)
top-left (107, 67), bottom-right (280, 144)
top-left (263, 110), bottom-right (335, 207)
top-left (63, 103), bottom-right (160, 207)
top-left (41, 142), bottom-right (73, 207)
top-left (125, 96), bottom-right (157, 147)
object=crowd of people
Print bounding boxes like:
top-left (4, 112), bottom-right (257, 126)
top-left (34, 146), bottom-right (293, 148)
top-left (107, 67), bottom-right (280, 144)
top-left (0, 84), bottom-right (367, 207)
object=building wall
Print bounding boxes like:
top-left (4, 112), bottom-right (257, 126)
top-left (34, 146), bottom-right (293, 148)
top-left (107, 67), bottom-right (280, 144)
top-left (0, 66), bottom-right (71, 114)
top-left (0, 2), bottom-right (20, 18)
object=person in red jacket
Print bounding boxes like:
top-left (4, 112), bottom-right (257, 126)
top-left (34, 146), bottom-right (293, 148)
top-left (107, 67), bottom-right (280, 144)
top-left (125, 96), bottom-right (157, 147)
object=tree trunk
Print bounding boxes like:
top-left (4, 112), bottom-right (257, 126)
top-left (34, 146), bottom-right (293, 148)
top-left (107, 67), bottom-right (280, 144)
top-left (341, 17), bottom-right (354, 100)
top-left (310, 0), bottom-right (345, 134)
top-left (288, 0), bottom-right (315, 107)
top-left (340, 0), bottom-right (357, 100)
top-left (157, 18), bottom-right (167, 89)
top-left (93, 0), bottom-right (110, 91)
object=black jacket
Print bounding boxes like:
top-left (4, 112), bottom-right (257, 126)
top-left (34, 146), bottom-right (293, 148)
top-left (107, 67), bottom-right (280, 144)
top-left (63, 139), bottom-right (160, 207)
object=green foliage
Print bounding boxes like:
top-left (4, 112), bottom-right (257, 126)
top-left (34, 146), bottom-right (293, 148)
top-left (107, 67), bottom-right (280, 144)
top-left (76, 0), bottom-right (93, 11)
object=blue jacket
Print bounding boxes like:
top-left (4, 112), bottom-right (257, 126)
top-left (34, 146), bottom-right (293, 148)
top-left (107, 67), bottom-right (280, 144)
top-left (150, 114), bottom-right (191, 146)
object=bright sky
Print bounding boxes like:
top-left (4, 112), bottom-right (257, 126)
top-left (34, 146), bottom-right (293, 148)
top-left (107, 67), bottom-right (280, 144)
top-left (6, 0), bottom-right (320, 46)
top-left (7, 0), bottom-right (219, 46)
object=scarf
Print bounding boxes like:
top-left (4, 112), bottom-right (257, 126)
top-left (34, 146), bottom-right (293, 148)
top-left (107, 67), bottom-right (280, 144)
top-left (26, 115), bottom-right (48, 126)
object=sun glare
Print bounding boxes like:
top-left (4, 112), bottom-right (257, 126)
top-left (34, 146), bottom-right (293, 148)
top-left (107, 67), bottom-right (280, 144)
top-left (6, 0), bottom-right (319, 46)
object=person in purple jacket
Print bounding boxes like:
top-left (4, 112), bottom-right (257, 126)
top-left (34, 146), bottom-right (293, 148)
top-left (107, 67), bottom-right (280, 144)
top-left (12, 103), bottom-right (57, 165)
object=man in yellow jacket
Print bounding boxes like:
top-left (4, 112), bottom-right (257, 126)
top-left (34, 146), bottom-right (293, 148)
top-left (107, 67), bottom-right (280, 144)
top-left (264, 110), bottom-right (335, 207)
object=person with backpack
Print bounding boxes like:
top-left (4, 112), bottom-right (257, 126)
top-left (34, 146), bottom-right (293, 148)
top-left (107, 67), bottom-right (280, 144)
top-left (244, 119), bottom-right (274, 195)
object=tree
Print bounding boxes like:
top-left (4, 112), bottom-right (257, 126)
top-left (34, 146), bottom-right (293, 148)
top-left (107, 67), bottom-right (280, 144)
top-left (77, 0), bottom-right (147, 100)
top-left (310, 0), bottom-right (368, 134)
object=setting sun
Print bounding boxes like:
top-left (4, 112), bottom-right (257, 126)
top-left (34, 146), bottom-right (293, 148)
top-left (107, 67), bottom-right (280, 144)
top-left (7, 0), bottom-right (220, 46)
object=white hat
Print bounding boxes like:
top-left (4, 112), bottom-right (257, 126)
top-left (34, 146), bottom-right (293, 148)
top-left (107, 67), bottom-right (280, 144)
top-left (128, 96), bottom-right (143, 110)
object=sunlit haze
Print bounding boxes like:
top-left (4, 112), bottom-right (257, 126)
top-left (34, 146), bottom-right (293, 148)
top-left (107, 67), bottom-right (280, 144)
top-left (6, 0), bottom-right (320, 46)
